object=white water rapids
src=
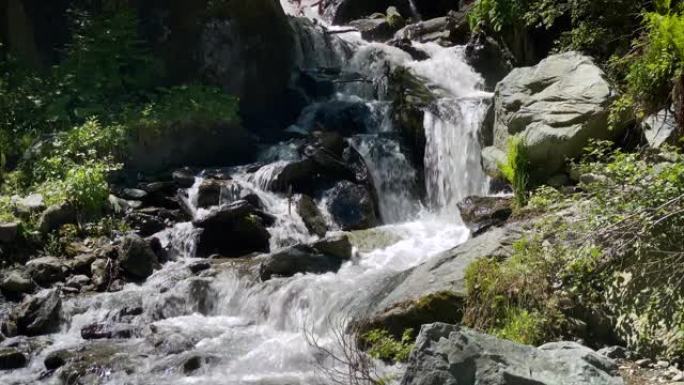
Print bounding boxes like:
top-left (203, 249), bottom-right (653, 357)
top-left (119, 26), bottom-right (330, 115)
top-left (0, 3), bottom-right (492, 384)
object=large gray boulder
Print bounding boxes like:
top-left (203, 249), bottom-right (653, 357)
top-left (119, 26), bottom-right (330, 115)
top-left (492, 52), bottom-right (619, 177)
top-left (402, 323), bottom-right (623, 385)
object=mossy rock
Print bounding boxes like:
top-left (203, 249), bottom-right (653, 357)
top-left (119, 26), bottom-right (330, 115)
top-left (359, 291), bottom-right (464, 340)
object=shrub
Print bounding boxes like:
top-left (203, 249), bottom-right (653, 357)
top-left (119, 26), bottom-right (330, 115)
top-left (135, 85), bottom-right (240, 131)
top-left (362, 328), bottom-right (415, 363)
top-left (611, 1), bottom-right (684, 123)
top-left (499, 135), bottom-right (530, 208)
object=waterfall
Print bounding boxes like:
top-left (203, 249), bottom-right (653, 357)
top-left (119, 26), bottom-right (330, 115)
top-left (0, 4), bottom-right (494, 385)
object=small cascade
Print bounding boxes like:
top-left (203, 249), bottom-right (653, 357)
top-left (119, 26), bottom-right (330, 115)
top-left (350, 135), bottom-right (420, 223)
top-left (424, 99), bottom-right (490, 215)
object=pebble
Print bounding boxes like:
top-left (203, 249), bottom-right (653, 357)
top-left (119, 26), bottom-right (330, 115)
top-left (636, 358), bottom-right (652, 368)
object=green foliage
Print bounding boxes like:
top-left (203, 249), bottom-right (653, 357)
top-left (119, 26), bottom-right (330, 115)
top-left (0, 4), bottom-right (240, 235)
top-left (463, 237), bottom-right (563, 346)
top-left (363, 328), bottom-right (415, 363)
top-left (52, 4), bottom-right (160, 122)
top-left (494, 308), bottom-right (547, 345)
top-left (611, 3), bottom-right (684, 122)
top-left (499, 135), bottom-right (530, 208)
top-left (475, 142), bottom-right (684, 358)
top-left (528, 185), bottom-right (562, 211)
top-left (469, 0), bottom-right (522, 32)
top-left (135, 85), bottom-right (240, 131)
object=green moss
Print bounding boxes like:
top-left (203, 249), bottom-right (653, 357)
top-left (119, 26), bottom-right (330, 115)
top-left (362, 328), bottom-right (414, 363)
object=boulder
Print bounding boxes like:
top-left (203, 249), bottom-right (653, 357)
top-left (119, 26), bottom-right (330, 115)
top-left (259, 235), bottom-right (352, 280)
top-left (642, 109), bottom-right (680, 148)
top-left (298, 100), bottom-right (373, 136)
top-left (323, 0), bottom-right (414, 25)
top-left (194, 202), bottom-right (271, 258)
top-left (44, 349), bottom-right (70, 370)
top-left (0, 270), bottom-right (35, 296)
top-left (401, 323), bottom-right (623, 385)
top-left (14, 288), bottom-right (61, 336)
top-left (296, 195), bottom-right (328, 237)
top-left (198, 0), bottom-right (295, 133)
top-left (325, 181), bottom-right (378, 231)
top-left (0, 222), bottom-right (19, 243)
top-left (465, 30), bottom-right (514, 90)
top-left (369, 224), bottom-right (520, 316)
top-left (0, 348), bottom-right (27, 370)
top-left (457, 196), bottom-right (513, 235)
top-left (26, 256), bottom-right (65, 286)
top-left (394, 7), bottom-right (472, 46)
top-left (125, 212), bottom-right (167, 237)
top-left (172, 168), bottom-right (196, 188)
top-left (118, 234), bottom-right (158, 280)
top-left (350, 18), bottom-right (396, 42)
top-left (67, 253), bottom-right (96, 276)
top-left (38, 203), bottom-right (77, 234)
top-left (493, 52), bottom-right (619, 177)
top-left (196, 178), bottom-right (224, 208)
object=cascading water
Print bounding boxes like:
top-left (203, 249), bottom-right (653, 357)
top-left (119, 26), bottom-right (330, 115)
top-left (0, 3), bottom-right (493, 385)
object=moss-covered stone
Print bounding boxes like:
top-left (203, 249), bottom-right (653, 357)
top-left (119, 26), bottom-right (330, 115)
top-left (360, 291), bottom-right (464, 340)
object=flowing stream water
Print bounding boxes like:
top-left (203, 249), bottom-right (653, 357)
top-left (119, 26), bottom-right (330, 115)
top-left (1, 3), bottom-right (491, 384)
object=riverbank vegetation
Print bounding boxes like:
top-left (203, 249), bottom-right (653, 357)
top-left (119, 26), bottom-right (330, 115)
top-left (0, 3), bottom-right (239, 238)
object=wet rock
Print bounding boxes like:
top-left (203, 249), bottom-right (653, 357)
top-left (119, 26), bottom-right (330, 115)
top-left (118, 234), bottom-right (158, 280)
top-left (193, 200), bottom-right (255, 228)
top-left (301, 100), bottom-right (372, 136)
top-left (260, 235), bottom-right (352, 280)
top-left (65, 274), bottom-right (91, 289)
top-left (402, 323), bottom-right (623, 385)
top-left (0, 347), bottom-right (27, 370)
top-left (183, 355), bottom-right (202, 374)
top-left (196, 214), bottom-right (271, 258)
top-left (395, 8), bottom-right (472, 46)
top-left (172, 168), bottom-right (196, 188)
top-left (38, 203), bottom-right (77, 234)
top-left (81, 322), bottom-right (138, 340)
top-left (326, 181), bottom-right (378, 231)
top-left (350, 17), bottom-right (396, 42)
top-left (390, 38), bottom-right (430, 60)
top-left (126, 212), bottom-right (167, 237)
top-left (197, 178), bottom-right (224, 208)
top-left (14, 288), bottom-right (61, 336)
top-left (0, 270), bottom-right (35, 296)
top-left (121, 188), bottom-right (148, 201)
top-left (90, 258), bottom-right (113, 291)
top-left (0, 222), bottom-right (19, 243)
top-left (465, 30), bottom-right (514, 90)
top-left (27, 256), bottom-right (65, 287)
top-left (457, 196), bottom-right (512, 235)
top-left (189, 261), bottom-right (211, 274)
top-left (296, 195), bottom-right (327, 237)
top-left (44, 349), bottom-right (70, 370)
top-left (68, 253), bottom-right (96, 276)
top-left (310, 234), bottom-right (352, 259)
top-left (108, 194), bottom-right (143, 214)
